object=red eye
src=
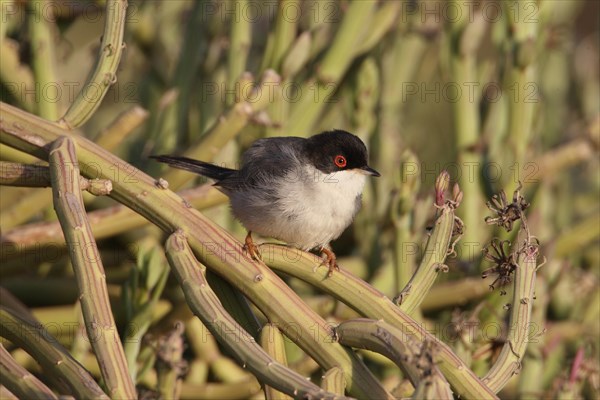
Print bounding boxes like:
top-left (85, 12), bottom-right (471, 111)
top-left (334, 155), bottom-right (347, 168)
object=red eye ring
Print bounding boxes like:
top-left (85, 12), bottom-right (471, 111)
top-left (334, 155), bottom-right (347, 168)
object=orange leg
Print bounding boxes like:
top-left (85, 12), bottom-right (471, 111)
top-left (243, 231), bottom-right (262, 261)
top-left (320, 246), bottom-right (339, 277)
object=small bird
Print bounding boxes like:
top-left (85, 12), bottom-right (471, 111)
top-left (151, 129), bottom-right (380, 276)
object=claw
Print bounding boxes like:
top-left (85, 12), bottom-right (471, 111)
top-left (320, 247), bottom-right (339, 277)
top-left (243, 231), bottom-right (262, 261)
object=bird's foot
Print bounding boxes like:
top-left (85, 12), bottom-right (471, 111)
top-left (319, 247), bottom-right (339, 277)
top-left (243, 231), bottom-right (262, 261)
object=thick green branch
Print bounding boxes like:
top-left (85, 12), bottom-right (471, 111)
top-left (260, 244), bottom-right (498, 400)
top-left (165, 231), bottom-right (345, 400)
top-left (0, 307), bottom-right (108, 399)
top-left (481, 236), bottom-right (539, 391)
top-left (28, 0), bottom-right (61, 120)
top-left (0, 343), bottom-right (57, 400)
top-left (335, 318), bottom-right (423, 386)
top-left (0, 39), bottom-right (36, 113)
top-left (259, 324), bottom-right (293, 400)
top-left (58, 0), bottom-right (128, 128)
top-left (336, 318), bottom-right (455, 399)
top-left (395, 202), bottom-right (457, 314)
top-left (93, 105), bottom-right (149, 149)
top-left (0, 161), bottom-right (112, 195)
top-left (448, 2), bottom-right (488, 260)
top-left (228, 0), bottom-right (252, 88)
top-left (48, 136), bottom-right (135, 399)
top-left (321, 367), bottom-right (346, 396)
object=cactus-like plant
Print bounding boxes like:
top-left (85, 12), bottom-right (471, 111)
top-left (1, 1), bottom-right (597, 399)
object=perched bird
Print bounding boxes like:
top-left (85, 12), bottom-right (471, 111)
top-left (151, 129), bottom-right (380, 275)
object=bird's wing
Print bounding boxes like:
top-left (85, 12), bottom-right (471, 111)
top-left (230, 137), bottom-right (307, 189)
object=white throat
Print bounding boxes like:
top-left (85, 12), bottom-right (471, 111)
top-left (272, 165), bottom-right (367, 248)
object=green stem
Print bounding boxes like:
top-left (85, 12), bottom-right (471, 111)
top-left (58, 0), bottom-right (128, 128)
top-left (354, 2), bottom-right (402, 55)
top-left (93, 106), bottom-right (149, 150)
top-left (267, 0), bottom-right (299, 70)
top-left (317, 1), bottom-right (376, 83)
top-left (123, 261), bottom-right (170, 382)
top-left (172, 1), bottom-right (207, 142)
top-left (481, 232), bottom-right (539, 392)
top-left (0, 308), bottom-right (109, 399)
top-left (506, 0), bottom-right (538, 165)
top-left (260, 324), bottom-right (293, 400)
top-left (395, 201), bottom-right (457, 315)
top-left (378, 29), bottom-right (428, 219)
top-left (48, 137), bottom-right (135, 398)
top-left (261, 244), bottom-right (498, 400)
top-left (0, 189), bottom-right (51, 229)
top-left (0, 143), bottom-right (39, 164)
top-left (165, 231), bottom-right (344, 400)
top-left (321, 367), bottom-right (345, 396)
top-left (517, 277), bottom-right (547, 399)
top-left (28, 0), bottom-right (60, 120)
top-left (227, 0), bottom-right (252, 108)
top-left (449, 3), bottom-right (488, 261)
top-left (0, 161), bottom-right (112, 195)
top-left (420, 277), bottom-right (490, 312)
top-left (554, 213), bottom-right (600, 258)
top-left (281, 32), bottom-right (311, 80)
top-left (337, 318), bottom-right (455, 399)
top-left (179, 379), bottom-right (261, 399)
top-left (335, 319), bottom-right (423, 386)
top-left (0, 343), bottom-right (58, 399)
top-left (0, 39), bottom-right (36, 113)
top-left (287, 1), bottom-right (379, 133)
top-left (206, 271), bottom-right (261, 341)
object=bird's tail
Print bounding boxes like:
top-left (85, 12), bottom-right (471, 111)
top-left (150, 155), bottom-right (236, 181)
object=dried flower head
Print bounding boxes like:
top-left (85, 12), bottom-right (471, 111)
top-left (485, 182), bottom-right (529, 232)
top-left (482, 239), bottom-right (518, 295)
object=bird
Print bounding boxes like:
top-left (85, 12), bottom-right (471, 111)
top-left (151, 129), bottom-right (380, 276)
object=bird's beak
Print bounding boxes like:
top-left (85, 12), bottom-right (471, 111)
top-left (361, 165), bottom-right (381, 177)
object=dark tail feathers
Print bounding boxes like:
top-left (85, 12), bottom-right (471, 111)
top-left (150, 155), bottom-right (236, 181)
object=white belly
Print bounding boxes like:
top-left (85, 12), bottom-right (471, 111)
top-left (229, 167), bottom-right (366, 250)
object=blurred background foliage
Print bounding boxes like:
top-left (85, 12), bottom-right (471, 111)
top-left (0, 0), bottom-right (599, 399)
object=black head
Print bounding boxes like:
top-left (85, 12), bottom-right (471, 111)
top-left (304, 130), bottom-right (380, 176)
